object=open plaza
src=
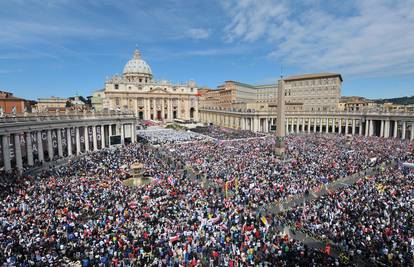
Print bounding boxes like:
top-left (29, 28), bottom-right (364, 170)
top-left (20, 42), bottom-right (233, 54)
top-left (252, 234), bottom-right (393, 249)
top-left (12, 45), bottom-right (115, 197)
top-left (1, 124), bottom-right (413, 266)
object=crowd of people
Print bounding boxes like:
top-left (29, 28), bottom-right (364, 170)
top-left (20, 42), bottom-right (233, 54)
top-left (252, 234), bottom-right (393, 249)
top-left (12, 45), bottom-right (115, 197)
top-left (190, 126), bottom-right (264, 140)
top-left (1, 126), bottom-right (413, 266)
top-left (136, 128), bottom-right (208, 145)
top-left (282, 165), bottom-right (414, 266)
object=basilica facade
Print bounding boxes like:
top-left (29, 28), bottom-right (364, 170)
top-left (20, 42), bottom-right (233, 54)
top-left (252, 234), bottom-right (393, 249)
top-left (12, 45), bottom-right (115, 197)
top-left (99, 50), bottom-right (199, 122)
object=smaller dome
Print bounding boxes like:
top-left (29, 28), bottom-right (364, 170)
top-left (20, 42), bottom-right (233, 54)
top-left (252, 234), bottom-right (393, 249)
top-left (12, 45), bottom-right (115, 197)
top-left (123, 50), bottom-right (152, 76)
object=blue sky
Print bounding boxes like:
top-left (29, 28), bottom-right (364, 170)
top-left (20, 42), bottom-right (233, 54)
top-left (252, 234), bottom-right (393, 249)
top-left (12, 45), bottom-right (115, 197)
top-left (1, 0), bottom-right (413, 100)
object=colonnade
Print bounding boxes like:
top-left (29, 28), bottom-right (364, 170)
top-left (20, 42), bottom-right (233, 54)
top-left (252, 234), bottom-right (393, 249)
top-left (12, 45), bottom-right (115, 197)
top-left (1, 113), bottom-right (137, 173)
top-left (199, 110), bottom-right (414, 141)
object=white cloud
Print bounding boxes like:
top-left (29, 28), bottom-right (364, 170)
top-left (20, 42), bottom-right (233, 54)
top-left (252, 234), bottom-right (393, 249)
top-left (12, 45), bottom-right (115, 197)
top-left (187, 28), bottom-right (210, 40)
top-left (221, 0), bottom-right (414, 77)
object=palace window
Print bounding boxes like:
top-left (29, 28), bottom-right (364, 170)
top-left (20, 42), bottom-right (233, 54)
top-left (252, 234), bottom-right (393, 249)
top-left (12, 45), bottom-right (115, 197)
top-left (114, 84), bottom-right (119, 89)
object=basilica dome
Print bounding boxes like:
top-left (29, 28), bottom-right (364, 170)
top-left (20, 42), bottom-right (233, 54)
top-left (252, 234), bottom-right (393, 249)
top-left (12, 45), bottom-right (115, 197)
top-left (123, 50), bottom-right (152, 77)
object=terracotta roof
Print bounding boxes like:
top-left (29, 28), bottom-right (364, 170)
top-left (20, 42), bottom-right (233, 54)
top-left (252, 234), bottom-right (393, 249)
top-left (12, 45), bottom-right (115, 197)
top-left (284, 73), bottom-right (343, 82)
top-left (0, 94), bottom-right (25, 101)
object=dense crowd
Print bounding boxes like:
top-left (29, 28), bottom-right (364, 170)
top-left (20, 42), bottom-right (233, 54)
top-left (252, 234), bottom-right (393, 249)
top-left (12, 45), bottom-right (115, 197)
top-left (190, 126), bottom-right (263, 140)
top-left (282, 165), bottom-right (414, 266)
top-left (1, 127), bottom-right (413, 266)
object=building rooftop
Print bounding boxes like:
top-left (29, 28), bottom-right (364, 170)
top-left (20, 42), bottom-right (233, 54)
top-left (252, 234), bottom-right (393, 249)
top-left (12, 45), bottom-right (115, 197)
top-left (284, 73), bottom-right (343, 82)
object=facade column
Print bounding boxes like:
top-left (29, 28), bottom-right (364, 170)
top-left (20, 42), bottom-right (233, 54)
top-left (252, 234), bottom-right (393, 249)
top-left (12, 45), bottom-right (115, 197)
top-left (2, 135), bottom-right (11, 172)
top-left (144, 99), bottom-right (148, 119)
top-left (47, 129), bottom-right (53, 160)
top-left (67, 128), bottom-right (73, 156)
top-left (325, 118), bottom-right (329, 133)
top-left (313, 118), bottom-right (317, 133)
top-left (84, 126), bottom-right (90, 152)
top-left (307, 118), bottom-right (311, 133)
top-left (393, 121), bottom-right (398, 138)
top-left (57, 129), bottom-right (63, 157)
top-left (131, 123), bottom-right (136, 143)
top-left (120, 124), bottom-right (125, 145)
top-left (26, 132), bottom-right (34, 166)
top-left (365, 120), bottom-right (369, 137)
top-left (93, 125), bottom-right (98, 151)
top-left (161, 98), bottom-right (165, 121)
top-left (135, 98), bottom-right (139, 117)
top-left (359, 120), bottom-right (363, 135)
top-left (380, 120), bottom-right (384, 137)
top-left (101, 125), bottom-right (106, 148)
top-left (76, 127), bottom-right (81, 155)
top-left (352, 119), bottom-right (356, 135)
top-left (402, 121), bottom-right (406, 140)
top-left (338, 118), bottom-right (342, 134)
top-left (319, 118), bottom-right (323, 133)
top-left (152, 98), bottom-right (156, 120)
top-left (37, 131), bottom-right (44, 162)
top-left (285, 118), bottom-right (289, 134)
top-left (253, 117), bottom-right (259, 132)
top-left (14, 134), bottom-right (23, 171)
top-left (294, 118), bottom-right (298, 133)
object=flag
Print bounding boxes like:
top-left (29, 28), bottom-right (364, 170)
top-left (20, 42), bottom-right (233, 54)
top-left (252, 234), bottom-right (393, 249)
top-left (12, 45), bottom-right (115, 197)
top-left (260, 216), bottom-right (269, 228)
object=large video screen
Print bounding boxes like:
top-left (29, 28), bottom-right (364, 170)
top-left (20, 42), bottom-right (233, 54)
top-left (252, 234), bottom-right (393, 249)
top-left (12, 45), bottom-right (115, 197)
top-left (110, 135), bottom-right (121, 145)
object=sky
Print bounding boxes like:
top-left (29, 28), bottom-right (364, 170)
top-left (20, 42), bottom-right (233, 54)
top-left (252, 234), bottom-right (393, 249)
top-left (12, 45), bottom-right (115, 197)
top-left (1, 0), bottom-right (414, 100)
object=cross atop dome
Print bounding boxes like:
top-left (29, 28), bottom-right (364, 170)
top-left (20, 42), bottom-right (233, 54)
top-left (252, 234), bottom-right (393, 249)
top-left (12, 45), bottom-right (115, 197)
top-left (133, 49), bottom-right (141, 59)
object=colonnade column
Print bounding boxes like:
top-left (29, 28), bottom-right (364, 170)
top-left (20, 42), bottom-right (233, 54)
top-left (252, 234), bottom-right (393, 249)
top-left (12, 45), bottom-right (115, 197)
top-left (14, 134), bottom-right (23, 171)
top-left (93, 126), bottom-right (98, 151)
top-left (67, 128), bottom-right (72, 156)
top-left (101, 125), bottom-right (105, 148)
top-left (37, 131), bottom-right (44, 162)
top-left (365, 120), bottom-right (369, 137)
top-left (26, 132), bottom-right (34, 166)
top-left (307, 118), bottom-right (311, 133)
top-left (57, 129), bottom-right (63, 157)
top-left (352, 119), bottom-right (356, 135)
top-left (393, 121), bottom-right (398, 138)
top-left (359, 120), bottom-right (363, 135)
top-left (402, 121), bottom-right (406, 139)
top-left (84, 126), bottom-right (90, 152)
top-left (411, 123), bottom-right (414, 141)
top-left (384, 120), bottom-right (390, 138)
top-left (2, 135), bottom-right (11, 172)
top-left (325, 118), bottom-right (329, 133)
top-left (76, 127), bottom-right (81, 155)
top-left (380, 120), bottom-right (384, 137)
top-left (344, 118), bottom-right (348, 134)
top-left (47, 130), bottom-right (53, 160)
top-left (313, 119), bottom-right (317, 133)
top-left (369, 120), bottom-right (374, 137)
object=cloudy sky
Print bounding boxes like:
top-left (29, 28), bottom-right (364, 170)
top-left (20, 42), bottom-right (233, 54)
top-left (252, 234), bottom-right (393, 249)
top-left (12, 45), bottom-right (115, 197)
top-left (1, 0), bottom-right (413, 99)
